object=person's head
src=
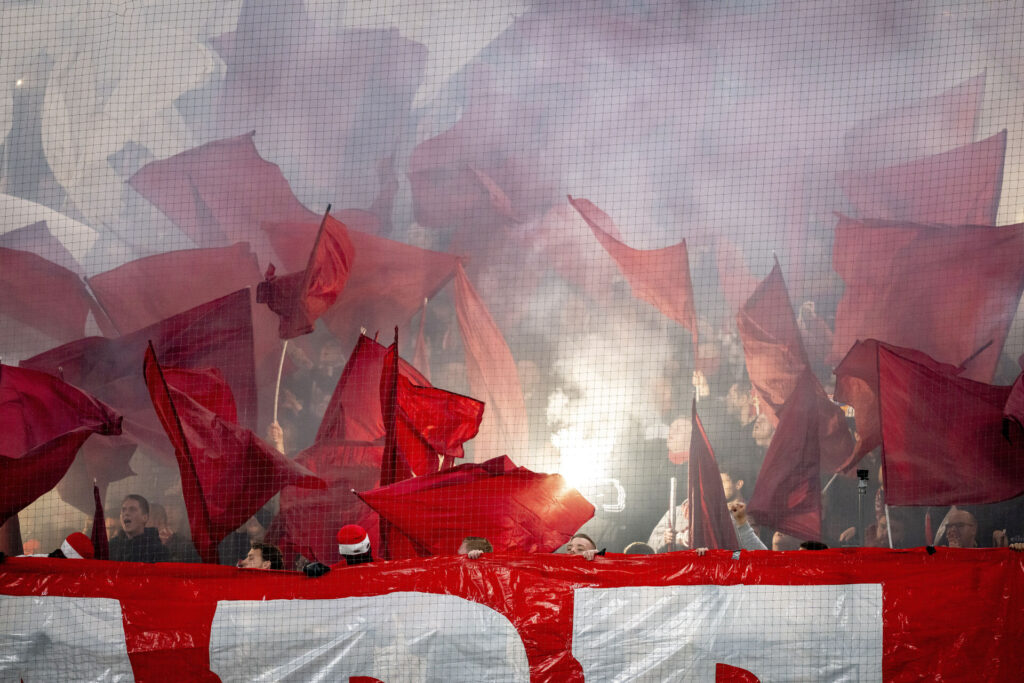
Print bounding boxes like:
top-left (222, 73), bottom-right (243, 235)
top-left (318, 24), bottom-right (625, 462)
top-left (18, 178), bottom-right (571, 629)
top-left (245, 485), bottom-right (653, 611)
top-left (458, 537), bottom-right (493, 555)
top-left (799, 540), bottom-right (829, 551)
top-left (720, 471), bottom-right (745, 503)
top-left (871, 514), bottom-right (907, 547)
top-left (120, 495), bottom-right (150, 538)
top-left (566, 534), bottom-right (597, 556)
top-left (337, 524), bottom-right (373, 565)
top-left (944, 508), bottom-right (978, 548)
top-left (772, 531), bottom-right (802, 551)
top-left (624, 541), bottom-right (656, 555)
top-left (238, 542), bottom-right (284, 570)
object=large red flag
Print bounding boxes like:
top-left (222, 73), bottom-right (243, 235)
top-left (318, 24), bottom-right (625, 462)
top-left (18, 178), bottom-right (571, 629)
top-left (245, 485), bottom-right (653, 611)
top-left (844, 73), bottom-right (985, 169)
top-left (127, 132), bottom-right (318, 261)
top-left (454, 263), bottom-right (528, 461)
top-left (736, 261), bottom-right (853, 471)
top-left (833, 339), bottom-right (964, 473)
top-left (688, 400), bottom-right (740, 551)
top-left (22, 289), bottom-right (260, 456)
top-left (357, 455), bottom-right (594, 557)
top-left (0, 364), bottom-right (122, 525)
top-left (264, 218), bottom-right (459, 342)
top-left (747, 370), bottom-right (824, 541)
top-left (91, 483), bottom-right (109, 561)
top-left (257, 212), bottom-right (355, 339)
top-left (378, 331), bottom-right (416, 560)
top-left (831, 216), bottom-right (1024, 382)
top-left (568, 196), bottom-right (698, 348)
top-left (876, 344), bottom-right (1024, 505)
top-left (0, 247), bottom-right (104, 343)
top-left (144, 346), bottom-right (324, 563)
top-left (841, 130), bottom-right (1006, 227)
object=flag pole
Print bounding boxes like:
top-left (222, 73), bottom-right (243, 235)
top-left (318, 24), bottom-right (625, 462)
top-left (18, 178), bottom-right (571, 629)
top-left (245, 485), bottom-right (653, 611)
top-left (821, 472), bottom-right (839, 495)
top-left (668, 476), bottom-right (677, 552)
top-left (884, 504), bottom-right (894, 549)
top-left (273, 339), bottom-right (289, 425)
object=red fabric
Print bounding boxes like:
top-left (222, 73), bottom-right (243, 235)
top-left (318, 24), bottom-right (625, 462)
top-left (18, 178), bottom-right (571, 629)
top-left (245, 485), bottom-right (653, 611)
top-left (715, 236), bottom-right (759, 315)
top-left (716, 663), bottom-right (761, 682)
top-left (0, 247), bottom-right (102, 343)
top-left (265, 441), bottom-right (383, 567)
top-left (831, 216), bottom-right (1024, 383)
top-left (85, 242), bottom-right (279, 396)
top-left (358, 455), bottom-right (594, 557)
top-left (530, 202), bottom-right (621, 304)
top-left (316, 334), bottom-right (430, 444)
top-left (569, 196), bottom-right (698, 348)
top-left (377, 335), bottom-right (416, 560)
top-left (127, 132), bottom-right (318, 262)
top-left (736, 262), bottom-right (853, 472)
top-left (0, 220), bottom-right (81, 275)
top-left (3, 550), bottom-right (1024, 682)
top-left (876, 344), bottom-right (1024, 506)
top-left (843, 73), bottom-right (985, 169)
top-left (22, 289), bottom-right (260, 455)
top-left (143, 346), bottom-right (324, 563)
top-left (0, 364), bottom-right (122, 525)
top-left (392, 370), bottom-right (484, 475)
top-left (257, 214), bottom-right (355, 339)
top-left (1005, 369), bottom-right (1024, 430)
top-left (747, 371), bottom-right (824, 541)
top-left (833, 339), bottom-right (964, 472)
top-left (264, 219), bottom-right (459, 342)
top-left (688, 401), bottom-right (739, 551)
top-left (454, 263), bottom-right (528, 461)
top-left (91, 484), bottom-right (109, 561)
top-left (841, 130), bottom-right (1006, 227)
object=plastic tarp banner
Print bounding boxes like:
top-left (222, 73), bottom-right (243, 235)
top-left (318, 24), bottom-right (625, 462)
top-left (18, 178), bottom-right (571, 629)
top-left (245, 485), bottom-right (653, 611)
top-left (1, 549), bottom-right (1022, 682)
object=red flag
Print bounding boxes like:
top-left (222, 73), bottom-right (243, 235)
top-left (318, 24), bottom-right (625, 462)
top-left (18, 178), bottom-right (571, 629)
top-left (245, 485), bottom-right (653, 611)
top-left (316, 334), bottom-right (430, 444)
top-left (257, 212), bottom-right (355, 339)
top-left (0, 247), bottom-right (104, 343)
top-left (378, 331), bottom-right (414, 559)
top-left (0, 220), bottom-right (81, 275)
top-left (264, 219), bottom-right (459, 342)
top-left (143, 346), bottom-right (324, 563)
top-left (22, 289), bottom-right (260, 457)
top-left (91, 483), bottom-right (109, 561)
top-left (841, 130), bottom-right (1006, 226)
top-left (0, 364), bottom-right (122, 525)
top-left (831, 216), bottom-right (1024, 382)
top-left (716, 663), bottom-right (761, 683)
top-left (454, 263), bottom-right (528, 461)
top-left (715, 236), bottom-right (759, 316)
top-left (688, 400), bottom-right (740, 551)
top-left (569, 196), bottom-right (699, 348)
top-left (127, 132), bottom-right (318, 262)
top-left (264, 441), bottom-right (383, 567)
top-left (876, 344), bottom-right (1024, 505)
top-left (844, 73), bottom-right (985, 169)
top-left (747, 370), bottom-right (824, 541)
top-left (736, 261), bottom-right (853, 471)
top-left (357, 455), bottom-right (594, 558)
top-left (833, 339), bottom-right (964, 472)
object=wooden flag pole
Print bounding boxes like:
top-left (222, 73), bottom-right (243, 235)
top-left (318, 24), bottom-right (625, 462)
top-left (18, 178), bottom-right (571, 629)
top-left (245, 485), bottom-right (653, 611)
top-left (273, 340), bottom-right (289, 425)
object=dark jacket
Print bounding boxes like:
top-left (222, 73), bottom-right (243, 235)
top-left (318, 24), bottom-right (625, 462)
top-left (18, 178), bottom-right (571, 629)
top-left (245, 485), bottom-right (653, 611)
top-left (109, 527), bottom-right (170, 563)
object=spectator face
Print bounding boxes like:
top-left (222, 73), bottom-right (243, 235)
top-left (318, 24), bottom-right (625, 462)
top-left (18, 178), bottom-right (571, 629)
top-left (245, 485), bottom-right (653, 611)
top-left (945, 510), bottom-right (978, 548)
top-left (720, 473), bottom-right (743, 502)
top-left (120, 499), bottom-right (148, 538)
top-left (457, 541), bottom-right (469, 555)
top-left (238, 547), bottom-right (269, 569)
top-left (566, 536), bottom-right (596, 555)
top-left (772, 531), bottom-right (801, 551)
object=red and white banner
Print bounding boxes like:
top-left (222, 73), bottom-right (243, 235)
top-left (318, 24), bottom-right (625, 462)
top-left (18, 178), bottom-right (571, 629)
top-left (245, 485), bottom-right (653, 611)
top-left (1, 549), bottom-right (1022, 681)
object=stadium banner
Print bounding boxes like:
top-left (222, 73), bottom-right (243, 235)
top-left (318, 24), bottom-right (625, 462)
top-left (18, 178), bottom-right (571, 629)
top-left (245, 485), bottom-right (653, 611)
top-left (1, 548), bottom-right (1022, 682)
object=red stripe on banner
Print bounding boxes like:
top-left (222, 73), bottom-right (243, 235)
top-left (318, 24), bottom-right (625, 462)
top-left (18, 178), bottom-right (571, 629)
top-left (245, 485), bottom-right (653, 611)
top-left (1, 550), bottom-right (1022, 681)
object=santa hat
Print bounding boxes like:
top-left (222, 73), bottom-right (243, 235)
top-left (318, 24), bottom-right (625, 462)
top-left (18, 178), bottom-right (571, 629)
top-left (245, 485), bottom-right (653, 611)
top-left (61, 532), bottom-right (94, 560)
top-left (337, 525), bottom-right (370, 556)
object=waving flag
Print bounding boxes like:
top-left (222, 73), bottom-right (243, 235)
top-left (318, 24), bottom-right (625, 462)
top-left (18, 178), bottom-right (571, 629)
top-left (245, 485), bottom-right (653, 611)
top-left (0, 364), bottom-right (122, 525)
top-left (831, 216), bottom-right (1024, 382)
top-left (358, 455), bottom-right (594, 558)
top-left (257, 211), bottom-right (355, 339)
top-left (688, 400), bottom-right (740, 551)
top-left (569, 196), bottom-right (698, 348)
top-left (144, 346), bottom-right (324, 563)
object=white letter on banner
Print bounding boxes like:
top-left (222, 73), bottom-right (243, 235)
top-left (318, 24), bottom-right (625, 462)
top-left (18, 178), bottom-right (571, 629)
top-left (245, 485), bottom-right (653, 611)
top-left (209, 592), bottom-right (530, 682)
top-left (0, 595), bottom-right (135, 682)
top-left (572, 584), bottom-right (882, 682)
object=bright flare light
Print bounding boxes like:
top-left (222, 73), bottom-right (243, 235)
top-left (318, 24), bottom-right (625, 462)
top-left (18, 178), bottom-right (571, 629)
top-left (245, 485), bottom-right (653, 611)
top-left (551, 426), bottom-right (614, 491)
